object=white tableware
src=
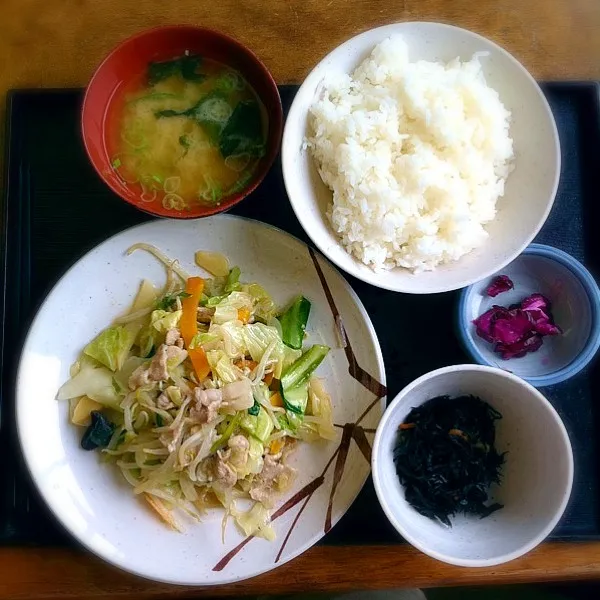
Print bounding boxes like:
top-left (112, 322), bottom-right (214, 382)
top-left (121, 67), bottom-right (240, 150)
top-left (458, 244), bottom-right (600, 387)
top-left (282, 22), bottom-right (560, 293)
top-left (16, 215), bottom-right (386, 585)
top-left (372, 365), bottom-right (573, 566)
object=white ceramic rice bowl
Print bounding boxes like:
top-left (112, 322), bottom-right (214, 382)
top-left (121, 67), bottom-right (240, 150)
top-left (372, 365), bottom-right (573, 566)
top-left (282, 22), bottom-right (560, 293)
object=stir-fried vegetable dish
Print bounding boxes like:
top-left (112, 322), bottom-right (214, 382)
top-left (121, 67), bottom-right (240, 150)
top-left (57, 245), bottom-right (335, 540)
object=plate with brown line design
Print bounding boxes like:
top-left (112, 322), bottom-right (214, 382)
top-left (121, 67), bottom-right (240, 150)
top-left (16, 215), bottom-right (386, 586)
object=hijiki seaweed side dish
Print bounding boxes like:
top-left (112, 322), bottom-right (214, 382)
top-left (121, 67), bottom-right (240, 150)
top-left (393, 395), bottom-right (505, 526)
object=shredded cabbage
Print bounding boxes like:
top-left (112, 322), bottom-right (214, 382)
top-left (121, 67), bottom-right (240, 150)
top-left (114, 356), bottom-right (146, 392)
top-left (244, 283), bottom-right (276, 321)
top-left (209, 321), bottom-right (245, 358)
top-left (207, 350), bottom-right (244, 384)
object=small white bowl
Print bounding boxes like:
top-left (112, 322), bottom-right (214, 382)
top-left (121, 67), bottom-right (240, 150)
top-left (282, 22), bottom-right (560, 294)
top-left (372, 365), bottom-right (573, 567)
top-left (458, 244), bottom-right (600, 387)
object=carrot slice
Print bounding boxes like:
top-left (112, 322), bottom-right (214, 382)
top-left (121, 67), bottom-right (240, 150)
top-left (270, 438), bottom-right (285, 455)
top-left (237, 308), bottom-right (251, 324)
top-left (234, 358), bottom-right (258, 371)
top-left (180, 277), bottom-right (210, 380)
top-left (270, 391), bottom-right (284, 407)
top-left (144, 493), bottom-right (182, 532)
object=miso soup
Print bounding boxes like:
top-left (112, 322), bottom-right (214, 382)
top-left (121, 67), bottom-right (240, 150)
top-left (110, 52), bottom-right (267, 211)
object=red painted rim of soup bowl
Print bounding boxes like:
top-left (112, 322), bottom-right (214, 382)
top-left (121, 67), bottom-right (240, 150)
top-left (81, 25), bottom-right (283, 219)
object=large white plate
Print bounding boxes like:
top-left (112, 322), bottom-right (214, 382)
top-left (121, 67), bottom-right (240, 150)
top-left (16, 215), bottom-right (386, 585)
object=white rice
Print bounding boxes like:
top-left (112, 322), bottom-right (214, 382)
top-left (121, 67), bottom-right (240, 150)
top-left (307, 36), bottom-right (514, 273)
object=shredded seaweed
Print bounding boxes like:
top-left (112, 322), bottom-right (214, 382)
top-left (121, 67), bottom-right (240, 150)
top-left (393, 395), bottom-right (505, 526)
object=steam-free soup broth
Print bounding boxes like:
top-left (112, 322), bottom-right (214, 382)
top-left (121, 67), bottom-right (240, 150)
top-left (111, 53), bottom-right (266, 211)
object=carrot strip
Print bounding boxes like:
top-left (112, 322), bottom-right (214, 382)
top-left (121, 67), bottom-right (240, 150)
top-left (237, 308), bottom-right (251, 324)
top-left (270, 392), bottom-right (284, 407)
top-left (180, 277), bottom-right (210, 380)
top-left (270, 438), bottom-right (285, 454)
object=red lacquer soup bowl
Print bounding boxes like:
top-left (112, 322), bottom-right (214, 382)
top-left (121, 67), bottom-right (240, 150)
top-left (81, 25), bottom-right (283, 219)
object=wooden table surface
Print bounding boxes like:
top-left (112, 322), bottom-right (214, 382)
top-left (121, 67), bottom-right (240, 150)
top-left (1, 0), bottom-right (599, 598)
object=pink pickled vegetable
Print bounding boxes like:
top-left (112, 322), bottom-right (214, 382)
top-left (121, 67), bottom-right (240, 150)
top-left (520, 293), bottom-right (549, 312)
top-left (473, 288), bottom-right (561, 360)
top-left (491, 310), bottom-right (533, 345)
top-left (521, 293), bottom-right (562, 337)
top-left (534, 320), bottom-right (562, 336)
top-left (486, 275), bottom-right (514, 297)
top-left (473, 307), bottom-right (500, 343)
top-left (496, 332), bottom-right (544, 359)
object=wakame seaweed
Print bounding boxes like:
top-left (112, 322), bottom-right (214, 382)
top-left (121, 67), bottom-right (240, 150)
top-left (219, 100), bottom-right (265, 158)
top-left (148, 54), bottom-right (205, 85)
top-left (81, 411), bottom-right (115, 451)
top-left (157, 95), bottom-right (264, 159)
top-left (156, 91), bottom-right (233, 145)
top-left (393, 395), bottom-right (505, 526)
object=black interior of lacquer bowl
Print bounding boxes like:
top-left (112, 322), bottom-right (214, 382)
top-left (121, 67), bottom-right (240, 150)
top-left (0, 84), bottom-right (599, 546)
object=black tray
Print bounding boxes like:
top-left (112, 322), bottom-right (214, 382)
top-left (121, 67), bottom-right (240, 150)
top-left (1, 83), bottom-right (599, 547)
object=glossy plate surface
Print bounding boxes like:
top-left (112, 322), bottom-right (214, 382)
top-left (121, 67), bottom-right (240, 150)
top-left (16, 216), bottom-right (386, 585)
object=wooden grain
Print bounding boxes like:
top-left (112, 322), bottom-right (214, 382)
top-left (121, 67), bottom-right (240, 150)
top-left (1, 0), bottom-right (600, 597)
top-left (0, 0), bottom-right (599, 96)
top-left (1, 543), bottom-right (600, 600)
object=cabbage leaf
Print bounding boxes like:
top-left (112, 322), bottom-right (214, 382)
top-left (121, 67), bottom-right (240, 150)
top-left (212, 292), bottom-right (253, 325)
top-left (83, 324), bottom-right (139, 371)
top-left (57, 361), bottom-right (121, 409)
top-left (232, 502), bottom-right (275, 541)
top-left (150, 309), bottom-right (182, 333)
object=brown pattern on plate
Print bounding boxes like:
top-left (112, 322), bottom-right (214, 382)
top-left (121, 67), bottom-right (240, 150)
top-left (213, 247), bottom-right (387, 571)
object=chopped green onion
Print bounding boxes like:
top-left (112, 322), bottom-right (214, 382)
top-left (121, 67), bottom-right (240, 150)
top-left (156, 291), bottom-right (191, 311)
top-left (210, 413), bottom-right (242, 454)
